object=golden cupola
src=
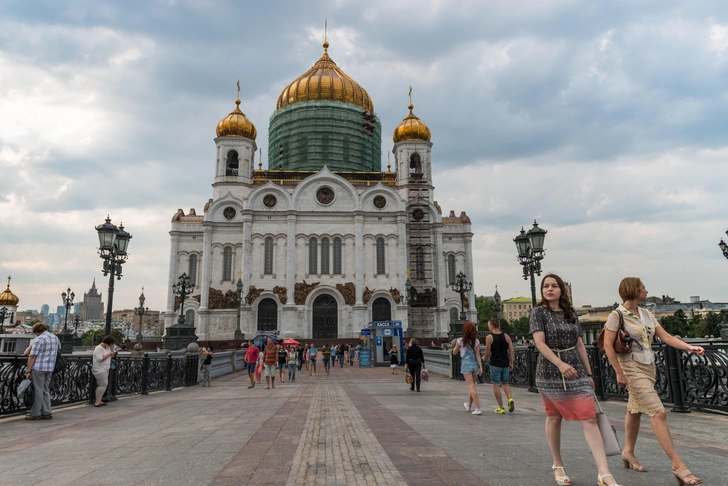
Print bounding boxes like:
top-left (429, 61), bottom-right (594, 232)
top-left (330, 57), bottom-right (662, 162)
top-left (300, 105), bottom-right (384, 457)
top-left (276, 40), bottom-right (374, 113)
top-left (393, 95), bottom-right (431, 143)
top-left (216, 91), bottom-right (257, 140)
top-left (0, 277), bottom-right (19, 306)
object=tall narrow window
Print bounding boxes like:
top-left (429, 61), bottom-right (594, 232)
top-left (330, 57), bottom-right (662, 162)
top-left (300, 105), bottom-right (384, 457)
top-left (333, 238), bottom-right (342, 274)
top-left (189, 254), bottom-right (198, 285)
top-left (376, 238), bottom-right (385, 275)
top-left (448, 254), bottom-right (456, 285)
top-left (264, 237), bottom-right (273, 275)
top-left (226, 150), bottom-right (239, 176)
top-left (415, 247), bottom-right (424, 279)
top-left (309, 238), bottom-right (318, 274)
top-left (223, 247), bottom-right (233, 281)
top-left (321, 238), bottom-right (330, 274)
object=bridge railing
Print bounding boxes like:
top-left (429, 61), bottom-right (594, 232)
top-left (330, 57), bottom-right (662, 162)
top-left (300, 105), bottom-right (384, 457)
top-left (0, 352), bottom-right (200, 417)
top-left (436, 342), bottom-right (728, 414)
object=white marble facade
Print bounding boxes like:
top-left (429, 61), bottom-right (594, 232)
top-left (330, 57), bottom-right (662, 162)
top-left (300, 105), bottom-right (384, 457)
top-left (165, 133), bottom-right (476, 340)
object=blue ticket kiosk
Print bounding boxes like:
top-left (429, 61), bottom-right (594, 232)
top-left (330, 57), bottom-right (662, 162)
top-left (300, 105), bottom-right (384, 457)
top-left (366, 321), bottom-right (404, 367)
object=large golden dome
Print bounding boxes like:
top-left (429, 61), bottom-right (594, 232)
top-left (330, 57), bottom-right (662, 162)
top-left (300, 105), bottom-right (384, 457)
top-left (393, 101), bottom-right (431, 143)
top-left (216, 95), bottom-right (257, 140)
top-left (276, 41), bottom-right (374, 113)
top-left (0, 279), bottom-right (19, 307)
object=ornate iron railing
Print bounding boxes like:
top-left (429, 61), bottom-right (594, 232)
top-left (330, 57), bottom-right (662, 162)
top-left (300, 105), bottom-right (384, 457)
top-left (450, 342), bottom-right (728, 414)
top-left (0, 352), bottom-right (199, 417)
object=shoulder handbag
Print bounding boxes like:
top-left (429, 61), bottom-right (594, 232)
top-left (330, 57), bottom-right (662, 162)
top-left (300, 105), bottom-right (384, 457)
top-left (53, 353), bottom-right (68, 374)
top-left (592, 390), bottom-right (621, 456)
top-left (597, 310), bottom-right (632, 354)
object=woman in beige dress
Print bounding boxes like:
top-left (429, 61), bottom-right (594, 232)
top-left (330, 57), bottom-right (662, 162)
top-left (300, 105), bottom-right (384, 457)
top-left (603, 277), bottom-right (704, 485)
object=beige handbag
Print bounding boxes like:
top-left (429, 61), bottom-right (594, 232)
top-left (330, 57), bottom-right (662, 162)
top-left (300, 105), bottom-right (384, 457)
top-left (593, 391), bottom-right (621, 456)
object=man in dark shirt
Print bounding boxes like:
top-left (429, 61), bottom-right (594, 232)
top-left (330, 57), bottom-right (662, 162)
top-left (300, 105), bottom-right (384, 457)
top-left (405, 338), bottom-right (425, 392)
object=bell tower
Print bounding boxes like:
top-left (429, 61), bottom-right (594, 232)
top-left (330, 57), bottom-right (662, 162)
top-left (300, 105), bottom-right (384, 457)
top-left (214, 82), bottom-right (257, 187)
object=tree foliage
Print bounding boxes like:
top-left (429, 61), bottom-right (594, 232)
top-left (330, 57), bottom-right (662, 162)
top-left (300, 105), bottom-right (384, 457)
top-left (512, 316), bottom-right (531, 339)
top-left (82, 329), bottom-right (125, 346)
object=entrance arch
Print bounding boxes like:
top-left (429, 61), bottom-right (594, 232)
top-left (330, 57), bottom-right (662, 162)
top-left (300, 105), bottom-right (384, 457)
top-left (312, 294), bottom-right (337, 338)
top-left (372, 297), bottom-right (392, 322)
top-left (257, 298), bottom-right (278, 332)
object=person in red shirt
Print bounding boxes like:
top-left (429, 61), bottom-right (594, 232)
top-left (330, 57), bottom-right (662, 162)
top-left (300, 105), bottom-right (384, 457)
top-left (244, 340), bottom-right (260, 389)
top-left (263, 338), bottom-right (278, 389)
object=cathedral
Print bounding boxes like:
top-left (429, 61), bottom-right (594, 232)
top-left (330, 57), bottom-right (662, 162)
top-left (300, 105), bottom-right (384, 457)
top-left (165, 40), bottom-right (476, 340)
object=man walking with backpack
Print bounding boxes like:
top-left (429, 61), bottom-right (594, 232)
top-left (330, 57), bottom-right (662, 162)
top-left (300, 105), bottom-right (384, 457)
top-left (25, 323), bottom-right (61, 420)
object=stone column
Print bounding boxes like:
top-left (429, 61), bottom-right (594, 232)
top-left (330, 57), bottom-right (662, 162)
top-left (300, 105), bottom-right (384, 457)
top-left (167, 230), bottom-right (181, 314)
top-left (286, 212), bottom-right (297, 303)
top-left (241, 212), bottom-right (253, 299)
top-left (464, 234), bottom-right (476, 322)
top-left (433, 222), bottom-right (447, 335)
top-left (354, 211), bottom-right (365, 304)
top-left (200, 224), bottom-right (212, 311)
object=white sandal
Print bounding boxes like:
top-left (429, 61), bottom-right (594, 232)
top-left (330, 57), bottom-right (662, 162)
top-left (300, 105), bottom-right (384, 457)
top-left (597, 473), bottom-right (622, 486)
top-left (551, 465), bottom-right (571, 485)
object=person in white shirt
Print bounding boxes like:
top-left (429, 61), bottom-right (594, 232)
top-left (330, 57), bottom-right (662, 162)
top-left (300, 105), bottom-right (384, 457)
top-left (92, 336), bottom-right (117, 407)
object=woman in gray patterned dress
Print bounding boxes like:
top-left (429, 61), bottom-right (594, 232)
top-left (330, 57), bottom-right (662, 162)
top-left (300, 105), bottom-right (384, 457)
top-left (530, 274), bottom-right (620, 486)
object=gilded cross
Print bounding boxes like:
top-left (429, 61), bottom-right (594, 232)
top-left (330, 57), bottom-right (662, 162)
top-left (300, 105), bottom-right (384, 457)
top-left (236, 80), bottom-right (240, 99)
top-left (408, 85), bottom-right (412, 106)
top-left (6, 275), bottom-right (10, 287)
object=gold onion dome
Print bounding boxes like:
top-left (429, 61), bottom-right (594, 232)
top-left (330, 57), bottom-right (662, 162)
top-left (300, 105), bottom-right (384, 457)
top-left (0, 282), bottom-right (19, 306)
top-left (393, 101), bottom-right (431, 143)
top-left (216, 96), bottom-right (257, 140)
top-left (276, 41), bottom-right (374, 113)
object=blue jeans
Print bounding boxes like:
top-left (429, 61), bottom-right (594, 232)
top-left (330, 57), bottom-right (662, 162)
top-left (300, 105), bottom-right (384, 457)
top-left (287, 363), bottom-right (296, 381)
top-left (490, 365), bottom-right (510, 384)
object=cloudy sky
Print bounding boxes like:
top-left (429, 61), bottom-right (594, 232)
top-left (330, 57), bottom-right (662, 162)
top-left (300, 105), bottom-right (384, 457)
top-left (2, 0), bottom-right (728, 316)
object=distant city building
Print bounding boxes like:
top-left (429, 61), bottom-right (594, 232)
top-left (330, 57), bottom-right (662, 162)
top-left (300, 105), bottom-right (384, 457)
top-left (79, 279), bottom-right (104, 321)
top-left (40, 304), bottom-right (49, 316)
top-left (502, 297), bottom-right (533, 321)
top-left (108, 309), bottom-right (163, 335)
top-left (74, 302), bottom-right (81, 314)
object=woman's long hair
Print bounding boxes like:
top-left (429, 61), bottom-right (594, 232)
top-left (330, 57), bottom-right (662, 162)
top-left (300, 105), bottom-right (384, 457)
top-left (538, 273), bottom-right (577, 323)
top-left (461, 321), bottom-right (478, 349)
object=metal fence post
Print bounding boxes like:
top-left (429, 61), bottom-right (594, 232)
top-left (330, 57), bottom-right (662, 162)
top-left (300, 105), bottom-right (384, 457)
top-left (109, 361), bottom-right (118, 401)
top-left (165, 354), bottom-right (173, 391)
top-left (592, 347), bottom-right (606, 400)
top-left (87, 364), bottom-right (96, 405)
top-left (666, 345), bottom-right (690, 413)
top-left (185, 353), bottom-right (199, 387)
top-left (141, 353), bottom-right (149, 396)
top-left (527, 344), bottom-right (538, 393)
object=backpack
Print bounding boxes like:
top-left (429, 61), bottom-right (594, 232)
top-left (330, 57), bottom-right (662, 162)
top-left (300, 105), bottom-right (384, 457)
top-left (54, 353), bottom-right (68, 374)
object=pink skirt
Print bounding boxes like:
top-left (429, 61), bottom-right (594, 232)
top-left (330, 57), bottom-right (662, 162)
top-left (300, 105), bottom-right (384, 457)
top-left (541, 393), bottom-right (596, 421)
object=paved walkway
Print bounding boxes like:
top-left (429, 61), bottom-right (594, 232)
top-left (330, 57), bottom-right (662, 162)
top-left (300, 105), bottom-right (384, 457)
top-left (1, 362), bottom-right (726, 486)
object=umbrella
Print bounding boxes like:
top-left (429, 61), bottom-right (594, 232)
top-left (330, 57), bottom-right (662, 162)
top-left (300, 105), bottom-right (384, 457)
top-left (280, 338), bottom-right (300, 346)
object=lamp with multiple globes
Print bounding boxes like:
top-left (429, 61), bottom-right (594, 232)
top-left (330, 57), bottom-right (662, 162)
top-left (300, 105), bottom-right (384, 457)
top-left (95, 215), bottom-right (132, 336)
top-left (514, 220), bottom-right (547, 307)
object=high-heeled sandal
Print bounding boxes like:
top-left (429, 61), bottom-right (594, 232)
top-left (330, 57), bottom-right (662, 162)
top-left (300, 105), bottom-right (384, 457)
top-left (621, 453), bottom-right (647, 472)
top-left (597, 473), bottom-right (622, 486)
top-left (672, 468), bottom-right (702, 485)
top-left (551, 465), bottom-right (570, 485)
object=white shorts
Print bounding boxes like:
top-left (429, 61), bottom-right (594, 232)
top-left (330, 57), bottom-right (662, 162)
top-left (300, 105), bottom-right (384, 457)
top-left (264, 364), bottom-right (277, 377)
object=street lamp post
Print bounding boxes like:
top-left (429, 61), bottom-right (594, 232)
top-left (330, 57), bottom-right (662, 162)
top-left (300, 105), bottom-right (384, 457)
top-left (451, 272), bottom-right (473, 321)
top-left (514, 220), bottom-right (548, 307)
top-left (58, 287), bottom-right (76, 354)
top-left (134, 288), bottom-right (148, 342)
top-left (234, 273), bottom-right (246, 340)
top-left (95, 215), bottom-right (132, 336)
top-left (163, 273), bottom-right (199, 351)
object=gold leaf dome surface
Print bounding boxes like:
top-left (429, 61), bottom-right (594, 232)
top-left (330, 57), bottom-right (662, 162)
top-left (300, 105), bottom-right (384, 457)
top-left (393, 103), bottom-right (431, 143)
top-left (0, 283), bottom-right (19, 306)
top-left (216, 97), bottom-right (257, 140)
top-left (276, 41), bottom-right (374, 113)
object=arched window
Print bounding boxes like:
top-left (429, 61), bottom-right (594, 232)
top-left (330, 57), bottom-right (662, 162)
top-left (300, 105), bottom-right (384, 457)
top-left (450, 307), bottom-right (458, 323)
top-left (448, 254), bottom-right (456, 285)
top-left (321, 238), bottom-right (330, 274)
top-left (309, 238), bottom-right (318, 274)
top-left (257, 298), bottom-right (278, 332)
top-left (189, 254), bottom-right (198, 285)
top-left (333, 238), bottom-right (342, 274)
top-left (223, 247), bottom-right (233, 281)
top-left (264, 237), bottom-right (273, 275)
top-left (226, 150), bottom-right (239, 176)
top-left (376, 238), bottom-right (385, 275)
top-left (415, 247), bottom-right (425, 279)
top-left (185, 309), bottom-right (195, 326)
top-left (372, 297), bottom-right (392, 322)
top-left (409, 153), bottom-right (421, 174)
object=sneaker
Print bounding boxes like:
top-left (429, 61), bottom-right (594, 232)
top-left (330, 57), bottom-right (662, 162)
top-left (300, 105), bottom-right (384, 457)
top-left (464, 402), bottom-right (471, 412)
top-left (25, 415), bottom-right (42, 420)
top-left (494, 407), bottom-right (506, 414)
top-left (508, 398), bottom-right (515, 413)
top-left (40, 414), bottom-right (53, 420)
top-left (471, 409), bottom-right (482, 415)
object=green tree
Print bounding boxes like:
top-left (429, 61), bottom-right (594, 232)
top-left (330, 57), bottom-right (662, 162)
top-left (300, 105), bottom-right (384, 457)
top-left (475, 296), bottom-right (497, 325)
top-left (82, 329), bottom-right (125, 346)
top-left (512, 316), bottom-right (531, 339)
top-left (660, 309), bottom-right (689, 337)
top-left (695, 312), bottom-right (725, 338)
